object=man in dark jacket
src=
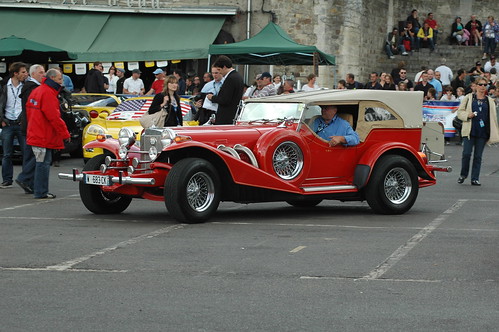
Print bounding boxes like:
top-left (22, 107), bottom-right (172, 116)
top-left (84, 62), bottom-right (105, 93)
top-left (26, 68), bottom-right (70, 199)
top-left (115, 68), bottom-right (126, 94)
top-left (15, 64), bottom-right (46, 194)
top-left (206, 55), bottom-right (244, 125)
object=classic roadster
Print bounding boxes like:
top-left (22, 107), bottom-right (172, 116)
top-left (59, 90), bottom-right (451, 223)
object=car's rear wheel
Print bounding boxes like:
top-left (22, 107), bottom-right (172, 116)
top-left (286, 199), bottom-right (322, 207)
top-left (164, 158), bottom-right (221, 223)
top-left (365, 155), bottom-right (418, 214)
top-left (79, 155), bottom-right (132, 214)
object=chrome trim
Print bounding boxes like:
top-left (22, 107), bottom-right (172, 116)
top-left (217, 145), bottom-right (240, 159)
top-left (233, 144), bottom-right (259, 168)
top-left (58, 172), bottom-right (155, 185)
top-left (302, 185), bottom-right (356, 192)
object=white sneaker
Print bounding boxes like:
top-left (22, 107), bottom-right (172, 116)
top-left (402, 52), bottom-right (408, 56)
top-left (389, 56), bottom-right (395, 59)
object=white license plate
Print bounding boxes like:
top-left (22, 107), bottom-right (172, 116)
top-left (85, 174), bottom-right (111, 186)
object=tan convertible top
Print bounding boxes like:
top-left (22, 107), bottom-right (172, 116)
top-left (244, 89), bottom-right (425, 128)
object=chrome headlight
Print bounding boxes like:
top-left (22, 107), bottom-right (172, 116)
top-left (118, 144), bottom-right (128, 159)
top-left (161, 128), bottom-right (176, 148)
top-left (86, 124), bottom-right (105, 136)
top-left (119, 127), bottom-right (136, 146)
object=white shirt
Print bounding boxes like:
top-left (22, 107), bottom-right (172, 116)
top-left (4, 78), bottom-right (23, 120)
top-left (105, 74), bottom-right (119, 93)
top-left (484, 61), bottom-right (499, 73)
top-left (302, 84), bottom-right (320, 91)
top-left (435, 65), bottom-right (453, 86)
top-left (123, 77), bottom-right (144, 94)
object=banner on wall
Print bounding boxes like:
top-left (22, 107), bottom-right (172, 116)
top-left (114, 62), bottom-right (125, 70)
top-left (102, 62), bottom-right (113, 73)
top-left (127, 62), bottom-right (139, 71)
top-left (156, 61), bottom-right (168, 67)
top-left (145, 61), bottom-right (155, 67)
top-left (422, 101), bottom-right (461, 137)
top-left (63, 64), bottom-right (73, 74)
top-left (75, 63), bottom-right (87, 75)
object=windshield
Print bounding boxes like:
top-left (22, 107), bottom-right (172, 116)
top-left (239, 102), bottom-right (304, 122)
top-left (72, 95), bottom-right (118, 107)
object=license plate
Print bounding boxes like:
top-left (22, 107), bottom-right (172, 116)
top-left (85, 174), bottom-right (111, 186)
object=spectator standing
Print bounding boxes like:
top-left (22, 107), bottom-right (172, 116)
top-left (0, 62), bottom-right (28, 188)
top-left (25, 68), bottom-right (70, 198)
top-left (337, 80), bottom-right (346, 89)
top-left (84, 62), bottom-right (106, 93)
top-left (104, 66), bottom-right (119, 94)
top-left (385, 27), bottom-right (408, 59)
top-left (435, 58), bottom-right (453, 87)
top-left (146, 68), bottom-right (166, 95)
top-left (484, 55), bottom-right (498, 73)
top-left (395, 68), bottom-right (414, 91)
top-left (147, 75), bottom-right (183, 127)
top-left (465, 15), bottom-right (483, 47)
top-left (16, 64), bottom-right (46, 194)
top-left (364, 72), bottom-right (382, 89)
top-left (381, 74), bottom-right (396, 90)
top-left (456, 87), bottom-right (466, 102)
top-left (427, 69), bottom-right (443, 99)
top-left (202, 72), bottom-right (213, 86)
top-left (206, 55), bottom-right (244, 125)
top-left (115, 68), bottom-right (126, 94)
top-left (188, 76), bottom-right (202, 95)
top-left (482, 16), bottom-right (498, 60)
top-left (123, 69), bottom-right (145, 95)
top-left (414, 71), bottom-right (435, 97)
top-left (416, 22), bottom-right (435, 52)
top-left (451, 69), bottom-right (467, 95)
top-left (424, 12), bottom-right (439, 45)
top-left (345, 73), bottom-right (363, 89)
top-left (197, 66), bottom-right (223, 124)
top-left (456, 77), bottom-right (499, 186)
top-left (302, 73), bottom-right (320, 91)
top-left (406, 9), bottom-right (421, 34)
top-left (173, 69), bottom-right (186, 95)
top-left (254, 72), bottom-right (277, 97)
top-left (59, 67), bottom-right (74, 92)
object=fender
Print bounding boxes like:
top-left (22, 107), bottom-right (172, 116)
top-left (254, 128), bottom-right (311, 185)
top-left (355, 141), bottom-right (434, 188)
top-left (84, 138), bottom-right (141, 159)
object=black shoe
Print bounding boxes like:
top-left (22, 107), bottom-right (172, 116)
top-left (15, 179), bottom-right (34, 194)
top-left (457, 177), bottom-right (465, 184)
top-left (471, 180), bottom-right (481, 186)
top-left (0, 181), bottom-right (12, 188)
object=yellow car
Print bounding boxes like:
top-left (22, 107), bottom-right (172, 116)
top-left (82, 96), bottom-right (198, 161)
top-left (71, 93), bottom-right (127, 120)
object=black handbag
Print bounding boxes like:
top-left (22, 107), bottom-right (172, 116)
top-left (452, 116), bottom-right (462, 129)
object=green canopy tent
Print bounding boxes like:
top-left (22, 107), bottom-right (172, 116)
top-left (208, 22), bottom-right (335, 66)
top-left (0, 35), bottom-right (77, 63)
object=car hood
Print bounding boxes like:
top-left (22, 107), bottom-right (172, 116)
top-left (169, 125), bottom-right (281, 148)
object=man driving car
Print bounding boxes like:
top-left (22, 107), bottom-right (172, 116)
top-left (312, 105), bottom-right (360, 147)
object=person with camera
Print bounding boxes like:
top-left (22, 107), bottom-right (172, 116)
top-left (456, 77), bottom-right (499, 186)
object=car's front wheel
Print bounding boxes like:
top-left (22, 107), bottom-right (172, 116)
top-left (365, 155), bottom-right (418, 214)
top-left (79, 155), bottom-right (132, 214)
top-left (164, 158), bottom-right (221, 223)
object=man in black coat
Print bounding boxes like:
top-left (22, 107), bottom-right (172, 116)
top-left (207, 55), bottom-right (244, 125)
top-left (84, 62), bottom-right (105, 93)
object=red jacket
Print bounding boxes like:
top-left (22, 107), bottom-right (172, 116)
top-left (26, 78), bottom-right (70, 149)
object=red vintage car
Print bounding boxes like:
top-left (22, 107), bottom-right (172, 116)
top-left (59, 90), bottom-right (451, 223)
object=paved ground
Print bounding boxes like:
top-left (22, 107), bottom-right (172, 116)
top-left (1, 143), bottom-right (498, 331)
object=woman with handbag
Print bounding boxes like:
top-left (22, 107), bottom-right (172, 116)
top-left (456, 77), bottom-right (499, 186)
top-left (142, 75), bottom-right (183, 128)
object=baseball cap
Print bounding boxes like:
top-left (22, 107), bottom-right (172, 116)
top-left (258, 72), bottom-right (272, 79)
top-left (116, 68), bottom-right (125, 73)
top-left (153, 68), bottom-right (163, 75)
top-left (475, 61), bottom-right (481, 66)
top-left (132, 69), bottom-right (142, 74)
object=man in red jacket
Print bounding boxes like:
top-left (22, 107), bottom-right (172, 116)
top-left (26, 68), bottom-right (70, 199)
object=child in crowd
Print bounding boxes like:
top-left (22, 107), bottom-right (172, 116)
top-left (440, 86), bottom-right (457, 100)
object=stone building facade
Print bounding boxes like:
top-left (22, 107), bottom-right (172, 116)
top-left (3, 0), bottom-right (497, 87)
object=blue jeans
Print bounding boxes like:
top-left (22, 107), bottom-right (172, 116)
top-left (460, 137), bottom-right (487, 181)
top-left (1, 124), bottom-right (26, 183)
top-left (32, 146), bottom-right (53, 198)
top-left (385, 44), bottom-right (407, 57)
top-left (17, 143), bottom-right (36, 188)
top-left (483, 37), bottom-right (496, 55)
top-left (417, 37), bottom-right (435, 50)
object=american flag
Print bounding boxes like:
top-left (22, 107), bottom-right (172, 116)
top-left (180, 99), bottom-right (191, 116)
top-left (107, 99), bottom-right (152, 120)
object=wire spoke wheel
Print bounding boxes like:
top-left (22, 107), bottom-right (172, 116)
top-left (186, 172), bottom-right (215, 212)
top-left (273, 141), bottom-right (303, 180)
top-left (383, 167), bottom-right (412, 204)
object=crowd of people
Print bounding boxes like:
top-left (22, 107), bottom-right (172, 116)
top-left (385, 10), bottom-right (498, 60)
